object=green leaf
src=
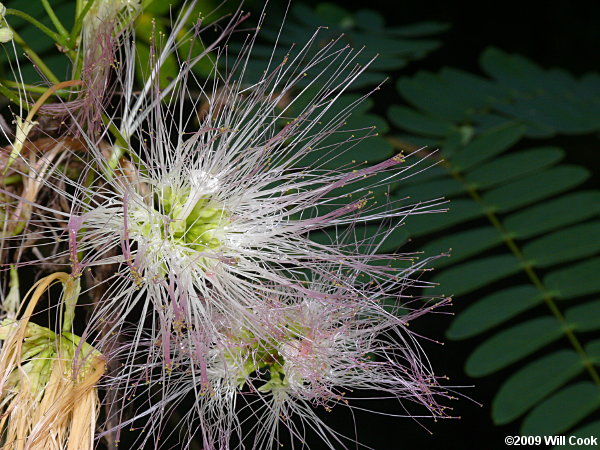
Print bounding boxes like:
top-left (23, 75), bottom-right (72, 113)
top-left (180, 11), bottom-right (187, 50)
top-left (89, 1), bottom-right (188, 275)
top-left (422, 226), bottom-right (502, 268)
top-left (483, 166), bottom-right (590, 213)
top-left (447, 285), bottom-right (542, 340)
top-left (523, 222), bottom-right (600, 268)
top-left (387, 105), bottom-right (453, 137)
top-left (332, 137), bottom-right (395, 167)
top-left (370, 226), bottom-right (411, 253)
top-left (299, 136), bottom-right (393, 169)
top-left (438, 67), bottom-right (510, 109)
top-left (403, 199), bottom-right (481, 237)
top-left (429, 254), bottom-right (521, 297)
top-left (545, 258), bottom-right (600, 300)
top-left (315, 3), bottom-right (352, 27)
top-left (465, 147), bottom-right (564, 190)
top-left (392, 177), bottom-right (463, 203)
top-left (245, 4), bottom-right (443, 89)
top-left (326, 170), bottom-right (400, 201)
top-left (565, 301), bottom-right (600, 332)
top-left (500, 96), bottom-right (600, 135)
top-left (397, 72), bottom-right (473, 121)
top-left (492, 350), bottom-right (583, 425)
top-left (402, 162), bottom-right (447, 184)
top-left (135, 42), bottom-right (178, 89)
top-left (450, 123), bottom-right (526, 172)
top-left (586, 339), bottom-right (600, 364)
top-left (480, 47), bottom-right (545, 92)
top-left (504, 191), bottom-right (600, 239)
top-left (465, 316), bottom-right (562, 377)
top-left (521, 382), bottom-right (600, 435)
top-left (347, 112), bottom-right (390, 134)
top-left (553, 421), bottom-right (600, 449)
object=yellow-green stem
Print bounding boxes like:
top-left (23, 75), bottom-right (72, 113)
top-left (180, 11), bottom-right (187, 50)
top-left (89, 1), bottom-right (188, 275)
top-left (61, 276), bottom-right (81, 334)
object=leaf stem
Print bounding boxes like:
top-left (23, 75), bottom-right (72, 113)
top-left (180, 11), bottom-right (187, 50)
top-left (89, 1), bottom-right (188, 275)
top-left (70, 0), bottom-right (96, 45)
top-left (0, 80), bottom-right (22, 107)
top-left (41, 0), bottom-right (70, 42)
top-left (0, 79), bottom-right (70, 97)
top-left (61, 276), bottom-right (81, 333)
top-left (4, 8), bottom-right (64, 44)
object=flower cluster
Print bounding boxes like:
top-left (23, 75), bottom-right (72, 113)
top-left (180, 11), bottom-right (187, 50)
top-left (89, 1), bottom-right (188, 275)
top-left (0, 2), bottom-right (452, 449)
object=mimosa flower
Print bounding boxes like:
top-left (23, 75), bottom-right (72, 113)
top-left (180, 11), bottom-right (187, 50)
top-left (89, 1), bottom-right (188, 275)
top-left (107, 261), bottom-right (451, 449)
top-left (4, 6), bottom-right (451, 448)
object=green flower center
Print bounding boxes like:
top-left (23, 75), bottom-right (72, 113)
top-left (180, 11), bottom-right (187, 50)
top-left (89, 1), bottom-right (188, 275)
top-left (164, 195), bottom-right (226, 251)
top-left (138, 185), bottom-right (229, 252)
top-left (225, 324), bottom-right (310, 393)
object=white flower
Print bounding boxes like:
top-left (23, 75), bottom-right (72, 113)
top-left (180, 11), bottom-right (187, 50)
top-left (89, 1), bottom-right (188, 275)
top-left (12, 6), bottom-right (449, 447)
top-left (141, 261), bottom-right (451, 449)
top-left (69, 32), bottom-right (440, 330)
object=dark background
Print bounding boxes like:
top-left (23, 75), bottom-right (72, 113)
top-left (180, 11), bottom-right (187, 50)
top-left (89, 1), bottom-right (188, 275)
top-left (292, 1), bottom-right (600, 449)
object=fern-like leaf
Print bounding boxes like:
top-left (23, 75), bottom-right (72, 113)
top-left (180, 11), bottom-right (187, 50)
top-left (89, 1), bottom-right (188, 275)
top-left (387, 47), bottom-right (600, 438)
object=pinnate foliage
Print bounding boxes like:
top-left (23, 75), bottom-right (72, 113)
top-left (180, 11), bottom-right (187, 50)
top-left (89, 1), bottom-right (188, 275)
top-left (388, 47), bottom-right (600, 443)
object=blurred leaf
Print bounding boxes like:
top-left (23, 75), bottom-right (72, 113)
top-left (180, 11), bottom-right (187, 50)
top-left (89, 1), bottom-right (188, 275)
top-left (354, 9), bottom-right (384, 30)
top-left (388, 105), bottom-right (453, 137)
top-left (447, 285), bottom-right (542, 340)
top-left (504, 191), bottom-right (600, 239)
top-left (403, 199), bottom-right (481, 237)
top-left (135, 41), bottom-right (178, 89)
top-left (397, 72), bottom-right (473, 121)
top-left (438, 67), bottom-right (509, 109)
top-left (565, 301), bottom-right (600, 332)
top-left (449, 123), bottom-right (526, 171)
top-left (389, 21), bottom-right (450, 37)
top-left (482, 166), bottom-right (590, 213)
top-left (553, 421), bottom-right (600, 449)
top-left (309, 225), bottom-right (409, 254)
top-left (238, 2), bottom-right (446, 89)
top-left (586, 338), bottom-right (600, 363)
top-left (1, 0), bottom-right (72, 83)
top-left (480, 47), bottom-right (546, 92)
top-left (546, 258), bottom-right (600, 300)
top-left (521, 382), bottom-right (600, 435)
top-left (143, 0), bottom-right (176, 14)
top-left (423, 226), bottom-right (502, 268)
top-left (492, 350), bottom-right (583, 425)
top-left (390, 39), bottom-right (600, 440)
top-left (523, 222), bottom-right (600, 268)
top-left (465, 317), bottom-right (562, 377)
top-left (465, 147), bottom-right (564, 190)
top-left (430, 254), bottom-right (521, 297)
top-left (394, 177), bottom-right (463, 202)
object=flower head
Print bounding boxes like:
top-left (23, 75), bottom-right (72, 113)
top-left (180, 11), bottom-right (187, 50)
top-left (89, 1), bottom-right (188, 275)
top-left (6, 5), bottom-right (452, 448)
top-left (60, 18), bottom-right (443, 346)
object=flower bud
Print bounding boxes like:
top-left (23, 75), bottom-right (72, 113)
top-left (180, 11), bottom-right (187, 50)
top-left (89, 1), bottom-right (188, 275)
top-left (0, 27), bottom-right (13, 43)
